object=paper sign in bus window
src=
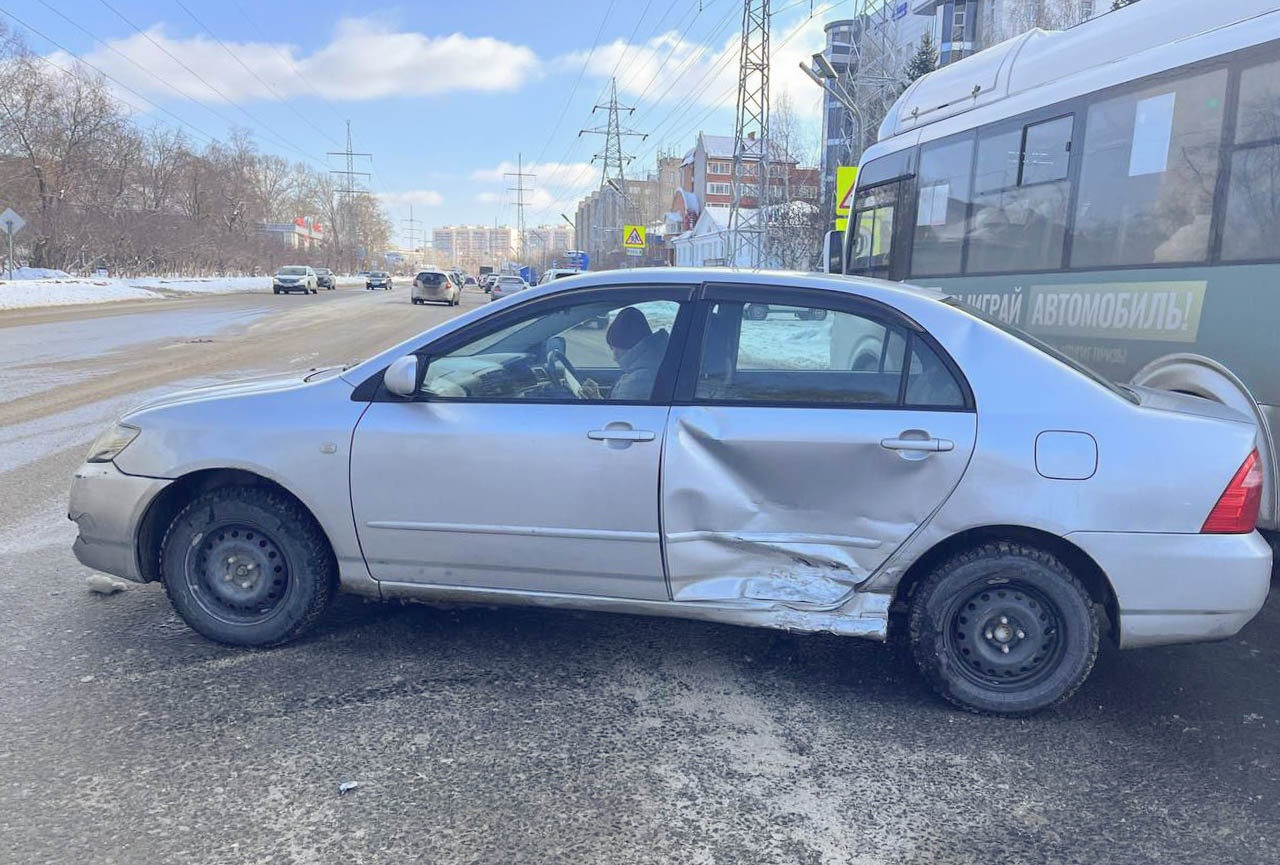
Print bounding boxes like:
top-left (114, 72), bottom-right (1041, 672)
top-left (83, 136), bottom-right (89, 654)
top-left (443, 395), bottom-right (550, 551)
top-left (917, 183), bottom-right (950, 226)
top-left (1129, 92), bottom-right (1175, 177)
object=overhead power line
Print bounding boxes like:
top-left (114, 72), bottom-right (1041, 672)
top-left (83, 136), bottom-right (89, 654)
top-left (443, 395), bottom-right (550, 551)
top-left (93, 0), bottom-right (327, 166)
top-left (0, 5), bottom-right (219, 145)
top-left (171, 0), bottom-right (343, 148)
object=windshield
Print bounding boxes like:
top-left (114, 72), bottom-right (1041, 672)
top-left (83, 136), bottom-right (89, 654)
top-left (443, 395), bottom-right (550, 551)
top-left (369, 271), bottom-right (388, 277)
top-left (278, 266), bottom-right (306, 275)
top-left (946, 297), bottom-right (1139, 403)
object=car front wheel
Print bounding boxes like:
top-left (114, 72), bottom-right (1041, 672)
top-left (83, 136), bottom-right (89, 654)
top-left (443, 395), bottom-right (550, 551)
top-left (908, 542), bottom-right (1100, 715)
top-left (160, 486), bottom-right (336, 647)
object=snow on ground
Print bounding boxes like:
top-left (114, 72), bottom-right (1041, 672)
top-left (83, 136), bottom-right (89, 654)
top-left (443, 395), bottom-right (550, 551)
top-left (0, 274), bottom-right (367, 310)
top-left (0, 280), bottom-right (160, 310)
top-left (0, 275), bottom-right (272, 311)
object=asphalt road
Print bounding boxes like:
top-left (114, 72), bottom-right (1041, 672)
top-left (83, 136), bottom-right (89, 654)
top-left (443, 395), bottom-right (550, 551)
top-left (1, 283), bottom-right (1277, 864)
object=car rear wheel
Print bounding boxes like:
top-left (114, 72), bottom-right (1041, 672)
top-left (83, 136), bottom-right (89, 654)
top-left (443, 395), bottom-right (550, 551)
top-left (908, 542), bottom-right (1099, 715)
top-left (160, 486), bottom-right (335, 647)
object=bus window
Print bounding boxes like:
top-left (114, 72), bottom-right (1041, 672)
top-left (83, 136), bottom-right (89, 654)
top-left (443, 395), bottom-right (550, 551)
top-left (968, 116), bottom-right (1073, 274)
top-left (1071, 68), bottom-right (1227, 267)
top-left (910, 136), bottom-right (973, 276)
top-left (1221, 58), bottom-right (1280, 262)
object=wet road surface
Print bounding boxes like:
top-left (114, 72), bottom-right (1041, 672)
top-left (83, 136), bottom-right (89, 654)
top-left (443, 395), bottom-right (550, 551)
top-left (0, 283), bottom-right (1276, 864)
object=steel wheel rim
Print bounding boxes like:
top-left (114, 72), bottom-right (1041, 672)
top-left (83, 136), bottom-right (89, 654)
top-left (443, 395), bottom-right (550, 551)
top-left (945, 582), bottom-right (1066, 690)
top-left (184, 522), bottom-right (293, 626)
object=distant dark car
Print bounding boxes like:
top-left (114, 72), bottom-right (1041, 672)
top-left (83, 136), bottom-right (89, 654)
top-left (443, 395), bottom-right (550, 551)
top-left (315, 268), bottom-right (336, 290)
top-left (463, 275), bottom-right (477, 286)
top-left (366, 271), bottom-right (392, 291)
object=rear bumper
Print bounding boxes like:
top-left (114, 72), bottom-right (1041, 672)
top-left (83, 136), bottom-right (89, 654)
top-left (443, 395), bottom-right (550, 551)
top-left (413, 288), bottom-right (451, 301)
top-left (1067, 530), bottom-right (1273, 648)
top-left (68, 462), bottom-right (170, 582)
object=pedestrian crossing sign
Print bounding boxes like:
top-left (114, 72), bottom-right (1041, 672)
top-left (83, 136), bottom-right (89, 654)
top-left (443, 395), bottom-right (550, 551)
top-left (622, 224), bottom-right (646, 249)
top-left (835, 165), bottom-right (858, 233)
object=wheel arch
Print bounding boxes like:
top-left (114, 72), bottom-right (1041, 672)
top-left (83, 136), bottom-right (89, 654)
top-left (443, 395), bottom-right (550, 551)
top-left (1131, 352), bottom-right (1277, 531)
top-left (135, 468), bottom-right (337, 585)
top-left (890, 525), bottom-right (1119, 644)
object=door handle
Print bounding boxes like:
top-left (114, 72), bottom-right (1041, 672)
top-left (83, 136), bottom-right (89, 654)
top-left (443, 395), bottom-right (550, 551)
top-left (588, 429), bottom-right (656, 442)
top-left (881, 436), bottom-right (954, 453)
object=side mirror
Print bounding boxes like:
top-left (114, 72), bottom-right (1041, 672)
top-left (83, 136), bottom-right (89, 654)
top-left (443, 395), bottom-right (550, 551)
top-left (822, 229), bottom-right (844, 274)
top-left (383, 355), bottom-right (419, 398)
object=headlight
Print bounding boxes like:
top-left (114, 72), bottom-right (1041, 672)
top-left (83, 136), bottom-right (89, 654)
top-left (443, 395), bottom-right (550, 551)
top-left (87, 423), bottom-right (140, 463)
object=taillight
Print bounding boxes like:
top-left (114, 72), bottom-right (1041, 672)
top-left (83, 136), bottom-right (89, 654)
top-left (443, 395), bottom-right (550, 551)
top-left (1202, 449), bottom-right (1264, 534)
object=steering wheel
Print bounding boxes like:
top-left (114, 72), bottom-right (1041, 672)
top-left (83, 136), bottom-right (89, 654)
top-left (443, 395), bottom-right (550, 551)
top-left (545, 348), bottom-right (583, 398)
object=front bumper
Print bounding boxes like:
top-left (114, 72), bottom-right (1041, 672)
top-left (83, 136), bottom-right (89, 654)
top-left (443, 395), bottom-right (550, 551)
top-left (68, 462), bottom-right (170, 583)
top-left (1067, 530), bottom-right (1273, 648)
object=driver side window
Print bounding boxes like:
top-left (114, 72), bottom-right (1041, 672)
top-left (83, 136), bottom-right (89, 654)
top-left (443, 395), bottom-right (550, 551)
top-left (421, 296), bottom-right (683, 403)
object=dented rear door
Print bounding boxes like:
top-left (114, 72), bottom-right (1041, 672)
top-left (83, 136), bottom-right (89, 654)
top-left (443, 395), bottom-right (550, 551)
top-left (660, 286), bottom-right (977, 606)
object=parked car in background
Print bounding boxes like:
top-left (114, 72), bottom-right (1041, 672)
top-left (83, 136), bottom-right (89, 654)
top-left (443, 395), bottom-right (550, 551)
top-left (366, 271), bottom-right (392, 290)
top-left (489, 274), bottom-right (528, 301)
top-left (314, 268), bottom-right (336, 290)
top-left (412, 270), bottom-right (461, 306)
top-left (272, 266), bottom-right (317, 295)
top-left (463, 275), bottom-right (478, 287)
top-left (69, 268), bottom-right (1272, 715)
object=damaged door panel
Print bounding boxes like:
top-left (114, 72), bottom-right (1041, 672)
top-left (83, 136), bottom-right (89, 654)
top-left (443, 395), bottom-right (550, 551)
top-left (661, 406), bottom-right (977, 606)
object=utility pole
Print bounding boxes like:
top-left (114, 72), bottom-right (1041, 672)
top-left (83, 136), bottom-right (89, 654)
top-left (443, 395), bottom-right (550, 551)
top-left (581, 78), bottom-right (646, 267)
top-left (728, 0), bottom-right (771, 269)
top-left (327, 120), bottom-right (371, 273)
top-left (401, 204), bottom-right (423, 253)
top-left (504, 153), bottom-right (535, 262)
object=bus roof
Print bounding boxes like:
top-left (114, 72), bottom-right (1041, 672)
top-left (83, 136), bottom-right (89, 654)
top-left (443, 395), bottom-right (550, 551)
top-left (879, 0), bottom-right (1279, 142)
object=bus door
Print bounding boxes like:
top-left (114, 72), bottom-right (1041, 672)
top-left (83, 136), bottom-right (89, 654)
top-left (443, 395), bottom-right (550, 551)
top-left (847, 179), bottom-right (911, 280)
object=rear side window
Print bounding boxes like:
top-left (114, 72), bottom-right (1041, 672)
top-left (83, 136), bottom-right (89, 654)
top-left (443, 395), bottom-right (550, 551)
top-left (693, 300), bottom-right (966, 409)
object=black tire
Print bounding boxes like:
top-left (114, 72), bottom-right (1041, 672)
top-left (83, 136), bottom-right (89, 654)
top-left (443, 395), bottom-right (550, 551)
top-left (908, 542), bottom-right (1100, 715)
top-left (273, 288), bottom-right (280, 295)
top-left (159, 486), bottom-right (335, 647)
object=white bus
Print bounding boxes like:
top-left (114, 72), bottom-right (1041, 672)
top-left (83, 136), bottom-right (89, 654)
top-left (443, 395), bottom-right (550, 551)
top-left (836, 0), bottom-right (1280, 537)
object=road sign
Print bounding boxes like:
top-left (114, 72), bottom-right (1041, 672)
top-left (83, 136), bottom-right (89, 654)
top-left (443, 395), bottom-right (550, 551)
top-left (834, 166), bottom-right (858, 233)
top-left (0, 208), bottom-right (25, 235)
top-left (1, 207), bottom-right (23, 280)
top-left (622, 224), bottom-right (646, 249)
top-left (625, 248), bottom-right (643, 257)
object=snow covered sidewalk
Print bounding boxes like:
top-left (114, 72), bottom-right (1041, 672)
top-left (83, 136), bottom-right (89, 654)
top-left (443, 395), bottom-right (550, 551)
top-left (0, 274), bottom-right (307, 311)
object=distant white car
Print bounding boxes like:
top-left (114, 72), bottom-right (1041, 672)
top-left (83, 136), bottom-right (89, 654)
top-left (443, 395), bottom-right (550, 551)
top-left (539, 268), bottom-right (582, 285)
top-left (490, 275), bottom-right (528, 301)
top-left (272, 266), bottom-right (317, 295)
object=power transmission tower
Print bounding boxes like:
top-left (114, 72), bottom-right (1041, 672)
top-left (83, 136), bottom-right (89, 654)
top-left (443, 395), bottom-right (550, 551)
top-left (327, 120), bottom-right (371, 272)
top-left (505, 154), bottom-right (535, 261)
top-left (580, 78), bottom-right (646, 265)
top-left (401, 204), bottom-right (422, 252)
top-left (728, 0), bottom-right (771, 269)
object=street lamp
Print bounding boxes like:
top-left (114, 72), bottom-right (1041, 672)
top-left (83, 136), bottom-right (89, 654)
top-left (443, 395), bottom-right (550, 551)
top-left (561, 214), bottom-right (575, 229)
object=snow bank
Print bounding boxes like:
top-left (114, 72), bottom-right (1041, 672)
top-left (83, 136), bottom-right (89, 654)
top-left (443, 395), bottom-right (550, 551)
top-left (10, 267), bottom-right (71, 279)
top-left (0, 275), bottom-right (274, 310)
top-left (0, 280), bottom-right (160, 310)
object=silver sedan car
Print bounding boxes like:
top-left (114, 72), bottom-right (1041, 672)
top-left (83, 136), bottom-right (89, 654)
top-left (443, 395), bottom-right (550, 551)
top-left (69, 269), bottom-right (1272, 714)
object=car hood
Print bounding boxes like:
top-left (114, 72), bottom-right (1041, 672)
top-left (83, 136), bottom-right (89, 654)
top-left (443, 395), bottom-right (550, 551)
top-left (124, 372), bottom-right (335, 418)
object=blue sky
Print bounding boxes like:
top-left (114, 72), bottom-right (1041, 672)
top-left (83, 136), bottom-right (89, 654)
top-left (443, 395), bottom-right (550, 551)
top-left (2, 0), bottom-right (833, 241)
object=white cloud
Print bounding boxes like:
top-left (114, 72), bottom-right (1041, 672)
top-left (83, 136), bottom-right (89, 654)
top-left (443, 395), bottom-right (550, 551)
top-left (476, 192), bottom-right (502, 204)
top-left (377, 189), bottom-right (444, 208)
top-left (71, 18), bottom-right (540, 104)
top-left (555, 5), bottom-right (829, 121)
